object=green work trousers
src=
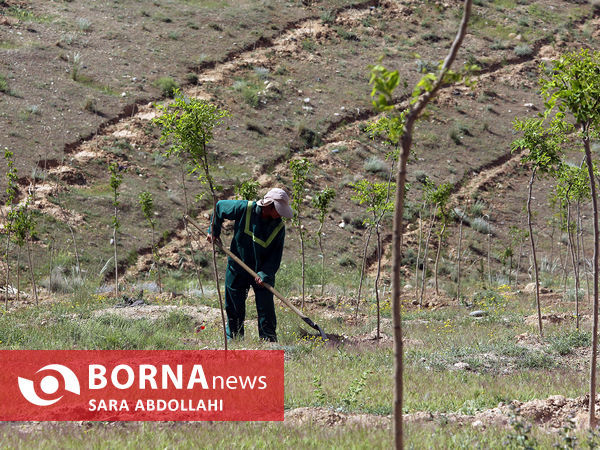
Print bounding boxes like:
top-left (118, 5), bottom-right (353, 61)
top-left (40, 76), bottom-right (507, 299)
top-left (225, 265), bottom-right (277, 342)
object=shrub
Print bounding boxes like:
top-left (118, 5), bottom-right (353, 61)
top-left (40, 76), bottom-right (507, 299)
top-left (338, 255), bottom-right (357, 268)
top-left (364, 157), bottom-right (388, 175)
top-left (77, 17), bottom-right (92, 32)
top-left (0, 74), bottom-right (8, 93)
top-left (421, 32), bottom-right (441, 42)
top-left (320, 10), bottom-right (335, 24)
top-left (153, 77), bottom-right (179, 98)
top-left (301, 38), bottom-right (316, 52)
top-left (450, 129), bottom-right (462, 145)
top-left (298, 125), bottom-right (321, 149)
top-left (471, 217), bottom-right (494, 235)
top-left (335, 27), bottom-right (359, 41)
top-left (233, 80), bottom-right (260, 108)
top-left (514, 44), bottom-right (533, 57)
top-left (186, 72), bottom-right (198, 84)
top-left (253, 66), bottom-right (270, 80)
top-left (469, 200), bottom-right (486, 217)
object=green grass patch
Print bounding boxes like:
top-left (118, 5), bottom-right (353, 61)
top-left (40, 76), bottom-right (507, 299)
top-left (0, 422), bottom-right (392, 449)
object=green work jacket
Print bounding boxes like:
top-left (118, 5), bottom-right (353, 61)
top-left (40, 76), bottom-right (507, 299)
top-left (209, 200), bottom-right (285, 286)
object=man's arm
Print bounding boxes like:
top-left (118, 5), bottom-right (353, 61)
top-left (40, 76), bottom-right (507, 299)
top-left (207, 200), bottom-right (247, 240)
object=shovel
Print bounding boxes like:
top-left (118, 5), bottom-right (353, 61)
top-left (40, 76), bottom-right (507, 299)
top-left (184, 215), bottom-right (329, 341)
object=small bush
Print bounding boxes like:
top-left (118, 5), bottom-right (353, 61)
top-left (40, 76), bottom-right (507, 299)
top-left (514, 44), bottom-right (533, 57)
top-left (469, 200), bottom-right (486, 217)
top-left (77, 17), bottom-right (92, 32)
top-left (364, 157), bottom-right (388, 175)
top-left (0, 74), bottom-right (9, 93)
top-left (450, 129), bottom-right (462, 145)
top-left (185, 72), bottom-right (198, 84)
top-left (338, 255), bottom-right (357, 268)
top-left (153, 77), bottom-right (179, 98)
top-left (421, 32), bottom-right (441, 42)
top-left (302, 38), bottom-right (316, 52)
top-left (42, 266), bottom-right (84, 294)
top-left (471, 217), bottom-right (494, 235)
top-left (253, 66), bottom-right (270, 80)
top-left (298, 125), bottom-right (321, 149)
top-left (335, 27), bottom-right (359, 41)
top-left (320, 10), bottom-right (335, 24)
top-left (490, 40), bottom-right (510, 50)
top-left (233, 80), bottom-right (260, 108)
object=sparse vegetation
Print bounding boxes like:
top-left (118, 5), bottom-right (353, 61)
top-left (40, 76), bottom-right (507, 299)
top-left (4, 0), bottom-right (600, 447)
top-left (153, 76), bottom-right (179, 98)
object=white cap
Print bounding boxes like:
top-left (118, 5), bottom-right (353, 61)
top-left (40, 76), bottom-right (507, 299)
top-left (257, 188), bottom-right (294, 219)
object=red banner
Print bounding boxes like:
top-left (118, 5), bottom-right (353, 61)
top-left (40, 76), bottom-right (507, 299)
top-left (0, 350), bottom-right (284, 421)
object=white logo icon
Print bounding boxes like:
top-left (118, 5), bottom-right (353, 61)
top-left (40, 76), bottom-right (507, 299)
top-left (18, 364), bottom-right (81, 406)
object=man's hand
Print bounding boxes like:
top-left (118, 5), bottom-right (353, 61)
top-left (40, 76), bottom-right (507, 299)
top-left (207, 234), bottom-right (221, 245)
top-left (255, 276), bottom-right (264, 286)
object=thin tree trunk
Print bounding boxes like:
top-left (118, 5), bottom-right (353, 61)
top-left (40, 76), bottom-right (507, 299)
top-left (457, 217), bottom-right (463, 302)
top-left (180, 165), bottom-right (204, 296)
top-left (26, 238), bottom-right (38, 305)
top-left (390, 2), bottom-right (472, 446)
top-left (202, 152), bottom-right (227, 351)
top-left (508, 254), bottom-right (513, 286)
top-left (549, 220), bottom-right (556, 268)
top-left (152, 225), bottom-right (162, 294)
top-left (515, 240), bottom-right (523, 288)
top-left (300, 230), bottom-right (306, 309)
top-left (567, 201), bottom-right (580, 329)
top-left (415, 209), bottom-right (423, 300)
top-left (434, 222), bottom-right (446, 296)
top-left (356, 227), bottom-right (373, 319)
top-left (375, 225), bottom-right (382, 340)
top-left (487, 229), bottom-right (492, 286)
top-left (4, 230), bottom-right (10, 309)
top-left (68, 224), bottom-right (80, 276)
top-left (420, 213), bottom-right (436, 305)
top-left (16, 246), bottom-right (20, 303)
top-left (318, 221), bottom-right (325, 297)
top-left (585, 135), bottom-right (599, 428)
top-left (113, 207), bottom-right (118, 298)
top-left (49, 241), bottom-right (54, 293)
top-left (580, 213), bottom-right (591, 302)
top-left (527, 167), bottom-right (543, 337)
top-left (563, 233), bottom-right (569, 294)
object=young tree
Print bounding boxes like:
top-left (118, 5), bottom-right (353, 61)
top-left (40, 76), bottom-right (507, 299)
top-left (10, 203), bottom-right (38, 305)
top-left (234, 179), bottom-right (260, 201)
top-left (454, 207), bottom-right (467, 302)
top-left (109, 162), bottom-right (122, 298)
top-left (512, 117), bottom-right (564, 337)
top-left (554, 162), bottom-right (590, 329)
top-left (430, 183), bottom-right (453, 296)
top-left (537, 48), bottom-right (600, 426)
top-left (413, 176), bottom-right (434, 301)
top-left (289, 157), bottom-right (311, 309)
top-left (153, 90), bottom-right (230, 350)
top-left (3, 149), bottom-right (18, 309)
top-left (367, 0), bottom-right (473, 445)
top-left (179, 159), bottom-right (204, 296)
top-left (139, 191), bottom-right (162, 294)
top-left (311, 187), bottom-right (336, 296)
top-left (509, 225), bottom-right (529, 289)
top-left (351, 179), bottom-right (394, 338)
